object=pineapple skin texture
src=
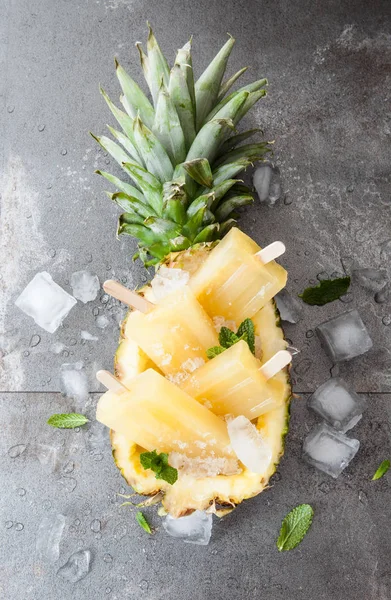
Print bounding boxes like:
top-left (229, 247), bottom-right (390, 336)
top-left (111, 245), bottom-right (291, 517)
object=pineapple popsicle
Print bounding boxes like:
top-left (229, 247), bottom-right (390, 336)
top-left (123, 286), bottom-right (219, 377)
top-left (96, 369), bottom-right (233, 459)
top-left (189, 227), bottom-right (287, 322)
top-left (181, 341), bottom-right (290, 420)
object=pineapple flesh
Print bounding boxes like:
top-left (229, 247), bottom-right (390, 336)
top-left (94, 28), bottom-right (291, 517)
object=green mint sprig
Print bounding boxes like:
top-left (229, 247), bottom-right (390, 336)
top-left (136, 511), bottom-right (152, 534)
top-left (372, 459), bottom-right (390, 480)
top-left (47, 413), bottom-right (89, 429)
top-left (140, 450), bottom-right (178, 485)
top-left (206, 318), bottom-right (255, 359)
top-left (277, 504), bottom-right (314, 551)
top-left (299, 277), bottom-right (351, 306)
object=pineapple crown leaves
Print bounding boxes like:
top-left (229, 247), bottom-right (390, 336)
top-left (92, 26), bottom-right (271, 265)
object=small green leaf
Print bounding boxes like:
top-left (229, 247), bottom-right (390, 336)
top-left (182, 158), bottom-right (213, 188)
top-left (237, 318), bottom-right (255, 354)
top-left (206, 346), bottom-right (226, 359)
top-left (277, 504), bottom-right (314, 552)
top-left (372, 459), bottom-right (390, 480)
top-left (136, 511), bottom-right (152, 534)
top-left (299, 277), bottom-right (351, 306)
top-left (139, 450), bottom-right (178, 485)
top-left (219, 326), bottom-right (240, 348)
top-left (47, 413), bottom-right (89, 429)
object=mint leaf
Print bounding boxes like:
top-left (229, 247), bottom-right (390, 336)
top-left (219, 326), bottom-right (240, 348)
top-left (140, 450), bottom-right (178, 485)
top-left (277, 504), bottom-right (314, 551)
top-left (237, 318), bottom-right (255, 354)
top-left (372, 459), bottom-right (390, 480)
top-left (206, 346), bottom-right (225, 359)
top-left (299, 277), bottom-right (350, 306)
top-left (47, 413), bottom-right (89, 429)
top-left (136, 511), bottom-right (152, 534)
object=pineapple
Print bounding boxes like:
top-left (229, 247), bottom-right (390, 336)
top-left (93, 27), bottom-right (291, 517)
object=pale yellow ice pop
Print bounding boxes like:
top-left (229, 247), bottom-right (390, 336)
top-left (114, 285), bottom-right (219, 377)
top-left (96, 368), bottom-right (233, 459)
top-left (181, 341), bottom-right (291, 420)
top-left (189, 227), bottom-right (287, 323)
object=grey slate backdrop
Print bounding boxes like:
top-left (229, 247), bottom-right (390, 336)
top-left (0, 0), bottom-right (390, 598)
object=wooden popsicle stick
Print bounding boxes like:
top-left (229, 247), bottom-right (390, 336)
top-left (255, 241), bottom-right (286, 265)
top-left (96, 370), bottom-right (126, 392)
top-left (103, 279), bottom-right (154, 313)
top-left (260, 350), bottom-right (291, 380)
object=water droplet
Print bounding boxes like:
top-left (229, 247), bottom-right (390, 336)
top-left (106, 588), bottom-right (112, 594)
top-left (358, 490), bottom-right (368, 505)
top-left (306, 330), bottom-right (314, 338)
top-left (103, 553), bottom-right (113, 563)
top-left (61, 148), bottom-right (67, 156)
top-left (57, 477), bottom-right (77, 493)
top-left (95, 532), bottom-right (102, 540)
top-left (23, 350), bottom-right (30, 357)
top-left (92, 307), bottom-right (99, 316)
top-left (5, 521), bottom-right (13, 529)
top-left (63, 460), bottom-right (75, 474)
top-left (48, 248), bottom-right (56, 258)
top-left (42, 499), bottom-right (52, 510)
top-left (38, 124), bottom-right (45, 132)
top-left (339, 293), bottom-right (353, 303)
top-left (304, 251), bottom-right (310, 256)
top-left (74, 519), bottom-right (81, 526)
top-left (57, 549), bottom-right (91, 583)
top-left (283, 194), bottom-right (292, 205)
top-left (375, 287), bottom-right (390, 304)
top-left (69, 338), bottom-right (77, 346)
top-left (141, 275), bottom-right (147, 283)
top-left (139, 580), bottom-right (149, 591)
top-left (92, 452), bottom-right (104, 462)
top-left (62, 350), bottom-right (69, 357)
top-left (113, 523), bottom-right (127, 540)
top-left (316, 271), bottom-right (329, 281)
top-left (74, 427), bottom-right (80, 433)
top-left (17, 488), bottom-right (26, 496)
top-left (294, 358), bottom-right (312, 376)
top-left (346, 185), bottom-right (354, 193)
top-left (382, 315), bottom-right (391, 326)
top-left (15, 523), bottom-right (24, 531)
top-left (121, 276), bottom-right (127, 284)
top-left (29, 334), bottom-right (41, 347)
top-left (8, 105), bottom-right (15, 113)
top-left (8, 444), bottom-right (27, 458)
top-left (318, 481), bottom-right (330, 494)
top-left (105, 158), bottom-right (110, 165)
top-left (90, 519), bottom-right (101, 533)
top-left (85, 253), bottom-right (93, 263)
top-left (101, 294), bottom-right (109, 304)
top-left (105, 265), bottom-right (112, 271)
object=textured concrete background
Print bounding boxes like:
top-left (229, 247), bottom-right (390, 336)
top-left (1, 0), bottom-right (390, 598)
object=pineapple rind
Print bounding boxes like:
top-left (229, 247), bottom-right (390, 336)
top-left (110, 246), bottom-right (291, 517)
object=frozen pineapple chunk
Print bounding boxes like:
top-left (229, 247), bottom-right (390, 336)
top-left (181, 340), bottom-right (284, 419)
top-left (124, 287), bottom-right (218, 377)
top-left (96, 369), bottom-right (233, 459)
top-left (189, 228), bottom-right (287, 322)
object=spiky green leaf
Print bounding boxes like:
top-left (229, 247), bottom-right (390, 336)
top-left (110, 191), bottom-right (155, 218)
top-left (216, 142), bottom-right (272, 167)
top-left (169, 64), bottom-right (196, 152)
top-left (146, 25), bottom-right (170, 105)
top-left (218, 129), bottom-right (261, 157)
top-left (182, 158), bottom-right (213, 188)
top-left (218, 66), bottom-right (249, 102)
top-left (99, 87), bottom-right (138, 149)
top-left (212, 159), bottom-right (252, 187)
top-left (206, 78), bottom-right (267, 121)
top-left (182, 205), bottom-right (206, 240)
top-left (118, 212), bottom-right (145, 226)
top-left (175, 40), bottom-right (196, 117)
top-left (122, 162), bottom-right (163, 214)
top-left (107, 125), bottom-right (141, 165)
top-left (153, 82), bottom-right (186, 165)
top-left (215, 194), bottom-right (254, 220)
top-left (115, 59), bottom-right (155, 129)
top-left (193, 223), bottom-right (220, 243)
top-left (186, 118), bottom-right (235, 165)
top-left (118, 222), bottom-right (157, 245)
top-left (95, 170), bottom-right (145, 202)
top-left (133, 116), bottom-right (174, 183)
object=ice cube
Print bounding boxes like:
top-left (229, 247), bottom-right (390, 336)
top-left (316, 309), bottom-right (373, 362)
top-left (60, 362), bottom-right (89, 402)
top-left (163, 511), bottom-right (213, 545)
top-left (32, 443), bottom-right (59, 471)
top-left (302, 422), bottom-right (360, 478)
top-left (353, 268), bottom-right (388, 293)
top-left (96, 315), bottom-right (109, 329)
top-left (36, 513), bottom-right (66, 563)
top-left (15, 272), bottom-right (76, 333)
top-left (70, 270), bottom-right (100, 303)
top-left (57, 549), bottom-right (91, 582)
top-left (80, 330), bottom-right (98, 341)
top-left (275, 289), bottom-right (303, 323)
top-left (151, 267), bottom-right (190, 301)
top-left (308, 377), bottom-right (367, 432)
top-left (227, 415), bottom-right (272, 473)
top-left (253, 164), bottom-right (282, 206)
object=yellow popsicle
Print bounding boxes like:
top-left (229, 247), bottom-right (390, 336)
top-left (181, 340), bottom-right (285, 419)
top-left (96, 369), bottom-right (233, 459)
top-left (189, 227), bottom-right (287, 322)
top-left (124, 287), bottom-right (218, 377)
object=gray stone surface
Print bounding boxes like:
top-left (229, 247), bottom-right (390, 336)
top-left (1, 0), bottom-right (391, 597)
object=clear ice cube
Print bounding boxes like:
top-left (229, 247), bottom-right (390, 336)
top-left (227, 415), bottom-right (272, 474)
top-left (57, 549), bottom-right (91, 582)
top-left (70, 270), bottom-right (100, 303)
top-left (308, 377), bottom-right (367, 432)
top-left (316, 309), bottom-right (373, 362)
top-left (353, 268), bottom-right (388, 293)
top-left (15, 272), bottom-right (76, 333)
top-left (151, 267), bottom-right (190, 301)
top-left (302, 422), bottom-right (360, 478)
top-left (32, 443), bottom-right (59, 471)
top-left (163, 511), bottom-right (212, 546)
top-left (275, 289), bottom-right (303, 323)
top-left (253, 164), bottom-right (282, 206)
top-left (60, 362), bottom-right (89, 403)
top-left (36, 513), bottom-right (66, 563)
